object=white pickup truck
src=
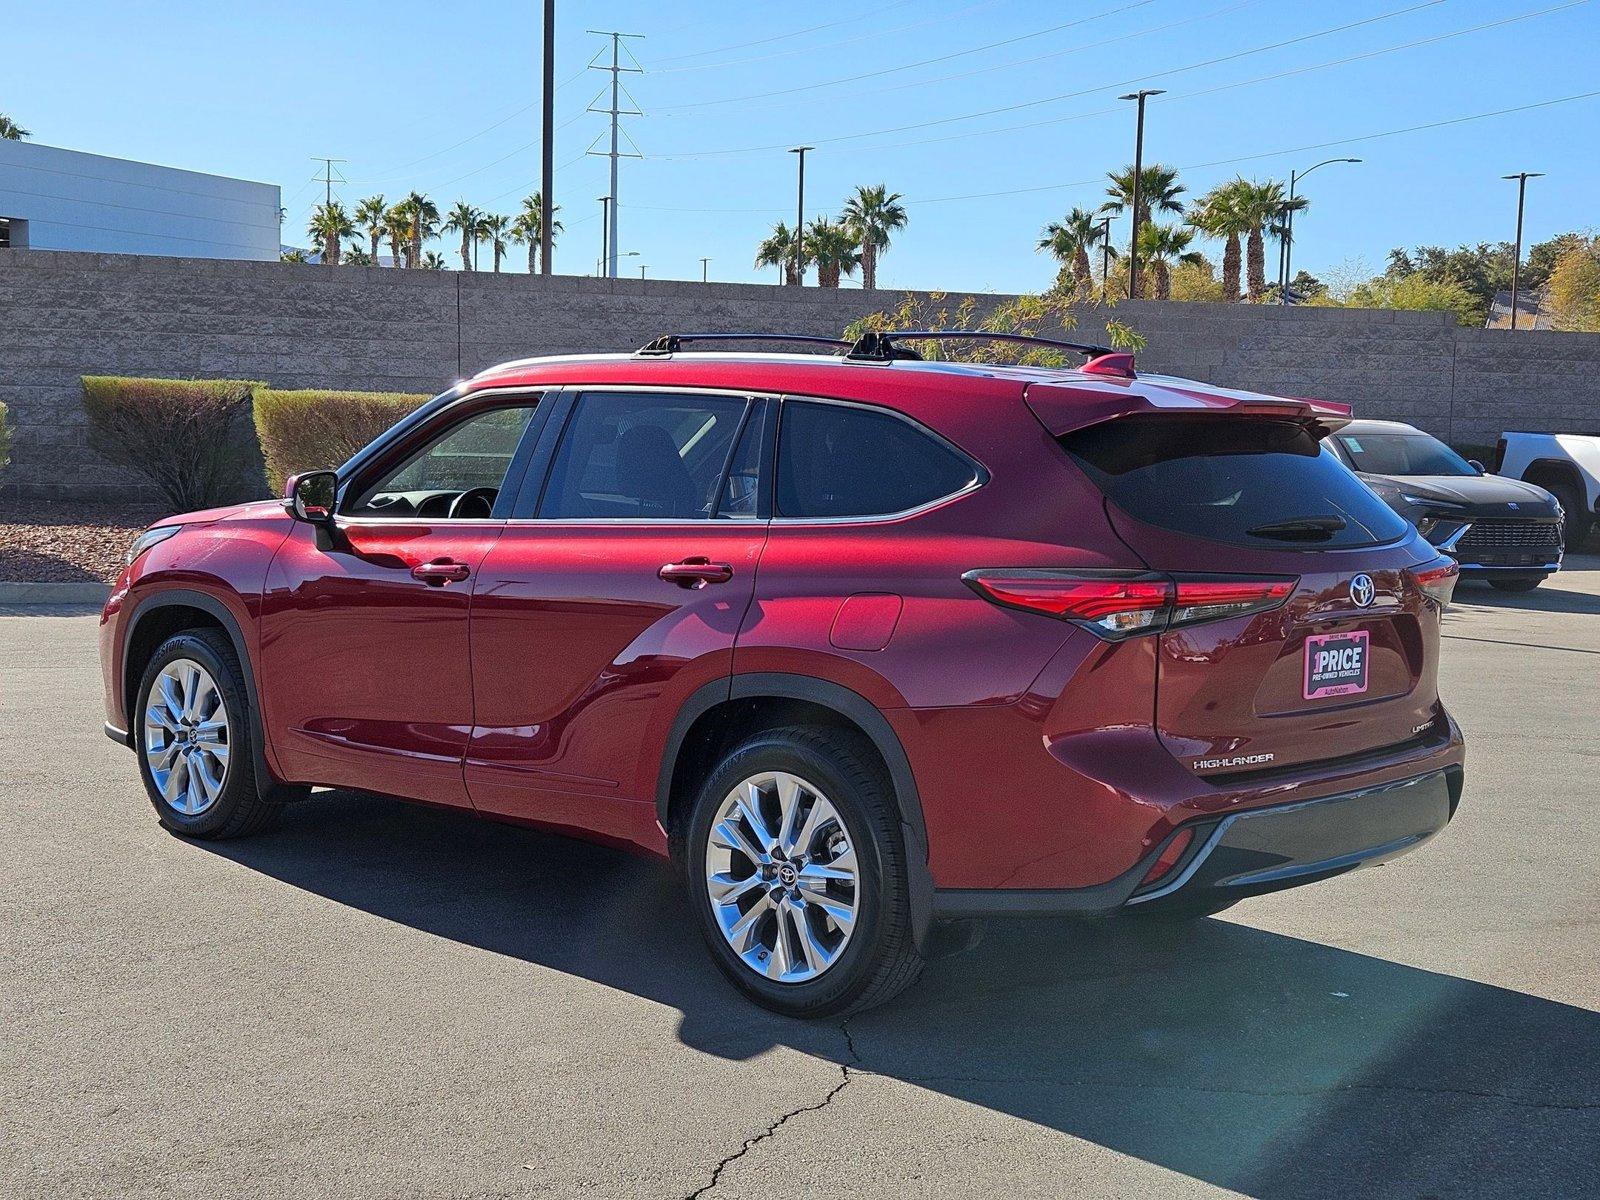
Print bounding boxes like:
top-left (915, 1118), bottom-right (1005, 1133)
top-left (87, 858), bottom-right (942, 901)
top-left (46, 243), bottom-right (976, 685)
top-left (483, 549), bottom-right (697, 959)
top-left (1496, 432), bottom-right (1600, 549)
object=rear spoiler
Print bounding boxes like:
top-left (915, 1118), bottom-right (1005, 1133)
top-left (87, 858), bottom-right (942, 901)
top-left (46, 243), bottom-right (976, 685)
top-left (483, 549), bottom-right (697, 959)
top-left (1024, 382), bottom-right (1353, 438)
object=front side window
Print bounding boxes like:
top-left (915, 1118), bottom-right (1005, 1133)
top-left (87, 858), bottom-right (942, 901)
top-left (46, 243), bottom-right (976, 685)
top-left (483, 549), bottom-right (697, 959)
top-left (348, 403), bottom-right (538, 518)
top-left (1333, 430), bottom-right (1476, 477)
top-left (540, 391), bottom-right (749, 520)
top-left (776, 400), bottom-right (979, 519)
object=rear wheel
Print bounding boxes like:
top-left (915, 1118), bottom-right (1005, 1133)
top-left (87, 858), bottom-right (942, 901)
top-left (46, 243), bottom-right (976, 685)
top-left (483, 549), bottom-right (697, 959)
top-left (134, 629), bottom-right (285, 839)
top-left (679, 726), bottom-right (924, 1018)
top-left (1548, 481), bottom-right (1592, 550)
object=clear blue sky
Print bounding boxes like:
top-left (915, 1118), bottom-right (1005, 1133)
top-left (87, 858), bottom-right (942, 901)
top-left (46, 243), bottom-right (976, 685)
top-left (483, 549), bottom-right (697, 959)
top-left (9, 0), bottom-right (1597, 291)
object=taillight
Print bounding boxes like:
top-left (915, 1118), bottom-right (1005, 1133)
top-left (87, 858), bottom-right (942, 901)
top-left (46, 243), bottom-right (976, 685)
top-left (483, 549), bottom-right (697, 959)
top-left (962, 571), bottom-right (1170, 638)
top-left (1412, 559), bottom-right (1459, 608)
top-left (963, 571), bottom-right (1296, 639)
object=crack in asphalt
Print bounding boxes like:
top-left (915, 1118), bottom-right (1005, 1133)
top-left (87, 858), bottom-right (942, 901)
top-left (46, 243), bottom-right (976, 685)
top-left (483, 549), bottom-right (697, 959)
top-left (893, 1075), bottom-right (1600, 1111)
top-left (686, 1021), bottom-right (863, 1199)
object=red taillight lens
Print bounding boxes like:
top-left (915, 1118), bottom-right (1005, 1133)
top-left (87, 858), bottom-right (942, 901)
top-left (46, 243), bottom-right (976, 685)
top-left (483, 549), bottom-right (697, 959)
top-left (963, 571), bottom-right (1172, 638)
top-left (1412, 559), bottom-right (1459, 608)
top-left (964, 571), bottom-right (1297, 639)
top-left (1170, 579), bottom-right (1295, 628)
top-left (1141, 827), bottom-right (1195, 886)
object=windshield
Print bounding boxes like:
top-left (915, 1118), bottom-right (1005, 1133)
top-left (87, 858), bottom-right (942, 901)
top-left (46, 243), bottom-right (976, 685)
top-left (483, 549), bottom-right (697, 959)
top-left (1063, 415), bottom-right (1409, 549)
top-left (1334, 430), bottom-right (1475, 477)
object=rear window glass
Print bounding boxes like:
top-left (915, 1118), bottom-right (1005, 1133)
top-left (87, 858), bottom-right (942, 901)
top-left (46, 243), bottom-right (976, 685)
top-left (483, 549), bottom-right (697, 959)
top-left (1062, 415), bottom-right (1409, 548)
top-left (777, 400), bottom-right (978, 519)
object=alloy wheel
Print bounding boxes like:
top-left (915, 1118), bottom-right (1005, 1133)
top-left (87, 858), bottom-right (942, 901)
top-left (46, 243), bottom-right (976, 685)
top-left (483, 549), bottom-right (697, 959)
top-left (143, 658), bottom-right (231, 816)
top-left (704, 770), bottom-right (861, 984)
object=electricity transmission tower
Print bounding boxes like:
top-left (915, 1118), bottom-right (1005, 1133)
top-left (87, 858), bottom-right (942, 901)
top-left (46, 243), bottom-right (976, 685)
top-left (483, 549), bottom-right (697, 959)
top-left (585, 30), bottom-right (643, 279)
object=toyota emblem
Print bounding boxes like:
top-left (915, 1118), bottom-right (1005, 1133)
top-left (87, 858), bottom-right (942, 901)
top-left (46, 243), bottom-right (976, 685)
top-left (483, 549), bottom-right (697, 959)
top-left (1350, 574), bottom-right (1376, 607)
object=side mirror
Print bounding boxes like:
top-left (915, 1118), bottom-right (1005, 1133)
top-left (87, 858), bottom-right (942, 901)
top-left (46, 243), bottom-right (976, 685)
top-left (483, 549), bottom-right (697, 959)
top-left (284, 470), bottom-right (338, 524)
top-left (1468, 459), bottom-right (1486, 475)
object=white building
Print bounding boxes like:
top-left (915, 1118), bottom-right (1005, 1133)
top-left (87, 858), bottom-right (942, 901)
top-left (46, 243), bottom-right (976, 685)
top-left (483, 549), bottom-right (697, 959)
top-left (0, 140), bottom-right (280, 261)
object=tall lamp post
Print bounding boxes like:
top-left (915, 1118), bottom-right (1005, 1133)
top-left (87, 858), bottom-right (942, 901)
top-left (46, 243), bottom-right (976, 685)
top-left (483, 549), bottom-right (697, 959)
top-left (1099, 215), bottom-right (1114, 302)
top-left (539, 0), bottom-right (554, 275)
top-left (789, 146), bottom-right (813, 286)
top-left (1503, 171), bottom-right (1544, 330)
top-left (1117, 89), bottom-right (1164, 300)
top-left (1279, 157), bottom-right (1360, 304)
top-left (598, 196), bottom-right (611, 276)
top-left (700, 257), bottom-right (711, 283)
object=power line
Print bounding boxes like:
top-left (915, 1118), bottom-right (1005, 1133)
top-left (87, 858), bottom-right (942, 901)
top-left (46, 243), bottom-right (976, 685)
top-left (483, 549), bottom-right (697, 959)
top-left (646, 0), bottom-right (1449, 160)
top-left (646, 0), bottom-right (918, 65)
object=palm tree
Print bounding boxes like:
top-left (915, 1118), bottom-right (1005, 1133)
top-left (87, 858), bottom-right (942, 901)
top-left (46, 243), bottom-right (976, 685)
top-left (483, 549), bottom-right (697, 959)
top-left (443, 200), bottom-right (479, 271)
top-left (755, 221), bottom-right (803, 286)
top-left (383, 205), bottom-right (409, 268)
top-left (841, 184), bottom-right (907, 291)
top-left (421, 252), bottom-right (447, 270)
top-left (1235, 181), bottom-right (1308, 302)
top-left (1187, 181), bottom-right (1252, 302)
top-left (0, 115), bottom-right (29, 140)
top-left (397, 191), bottom-right (439, 270)
top-left (307, 201), bottom-right (354, 266)
top-left (1037, 207), bottom-right (1106, 295)
top-left (344, 244), bottom-right (375, 267)
top-left (1103, 164), bottom-right (1186, 229)
top-left (806, 218), bottom-right (861, 288)
top-left (511, 192), bottom-right (563, 272)
top-left (354, 196), bottom-right (388, 264)
top-left (479, 213), bottom-right (511, 272)
top-left (1136, 224), bottom-right (1204, 301)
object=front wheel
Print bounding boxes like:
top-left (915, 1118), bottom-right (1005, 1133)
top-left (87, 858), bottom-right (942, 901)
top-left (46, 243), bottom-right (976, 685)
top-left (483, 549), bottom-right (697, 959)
top-left (679, 726), bottom-right (924, 1018)
top-left (1549, 482), bottom-right (1592, 550)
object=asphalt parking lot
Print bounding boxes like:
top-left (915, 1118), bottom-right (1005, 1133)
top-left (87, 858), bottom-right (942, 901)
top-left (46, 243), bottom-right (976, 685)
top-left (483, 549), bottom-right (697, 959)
top-left (3, 561), bottom-right (1598, 1200)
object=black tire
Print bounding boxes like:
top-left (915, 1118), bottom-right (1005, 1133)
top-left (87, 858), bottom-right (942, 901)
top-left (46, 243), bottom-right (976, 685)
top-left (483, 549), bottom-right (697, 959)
top-left (1549, 481), bottom-right (1592, 550)
top-left (676, 725), bottom-right (924, 1018)
top-left (1488, 576), bottom-right (1544, 593)
top-left (133, 629), bottom-right (286, 839)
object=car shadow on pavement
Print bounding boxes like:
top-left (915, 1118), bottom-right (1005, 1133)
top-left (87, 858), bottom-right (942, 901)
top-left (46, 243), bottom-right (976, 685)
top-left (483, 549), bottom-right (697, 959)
top-left (1450, 580), bottom-right (1600, 617)
top-left (203, 789), bottom-right (1600, 1199)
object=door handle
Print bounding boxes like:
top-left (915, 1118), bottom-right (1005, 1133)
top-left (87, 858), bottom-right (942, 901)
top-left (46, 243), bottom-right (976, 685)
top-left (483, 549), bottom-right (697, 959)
top-left (659, 557), bottom-right (734, 588)
top-left (412, 558), bottom-right (471, 585)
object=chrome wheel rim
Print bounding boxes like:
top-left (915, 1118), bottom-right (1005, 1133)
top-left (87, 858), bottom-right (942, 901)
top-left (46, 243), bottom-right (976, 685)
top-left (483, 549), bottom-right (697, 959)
top-left (143, 658), bottom-right (230, 816)
top-left (704, 770), bottom-right (860, 984)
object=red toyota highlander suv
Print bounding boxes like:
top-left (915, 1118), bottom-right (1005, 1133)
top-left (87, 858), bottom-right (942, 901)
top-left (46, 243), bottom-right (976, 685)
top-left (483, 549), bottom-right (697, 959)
top-left (99, 331), bottom-right (1466, 1017)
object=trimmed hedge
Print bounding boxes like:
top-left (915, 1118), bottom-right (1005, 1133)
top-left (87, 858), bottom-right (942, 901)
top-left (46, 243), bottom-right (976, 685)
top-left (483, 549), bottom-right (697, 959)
top-left (82, 376), bottom-right (264, 511)
top-left (253, 389), bottom-right (431, 495)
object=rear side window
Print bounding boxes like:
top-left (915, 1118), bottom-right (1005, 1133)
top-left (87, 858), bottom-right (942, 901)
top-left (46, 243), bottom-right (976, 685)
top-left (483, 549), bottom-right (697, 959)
top-left (1063, 415), bottom-right (1409, 548)
top-left (777, 400), bottom-right (978, 519)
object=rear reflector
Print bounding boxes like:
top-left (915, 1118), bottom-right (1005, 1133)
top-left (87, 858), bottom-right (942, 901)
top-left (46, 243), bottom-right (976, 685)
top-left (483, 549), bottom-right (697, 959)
top-left (1412, 559), bottom-right (1460, 608)
top-left (964, 570), bottom-right (1295, 640)
top-left (1141, 827), bottom-right (1195, 886)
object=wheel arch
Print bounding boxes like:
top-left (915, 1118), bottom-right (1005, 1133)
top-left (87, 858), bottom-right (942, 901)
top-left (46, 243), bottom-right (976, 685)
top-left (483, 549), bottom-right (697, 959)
top-left (1522, 457), bottom-right (1586, 497)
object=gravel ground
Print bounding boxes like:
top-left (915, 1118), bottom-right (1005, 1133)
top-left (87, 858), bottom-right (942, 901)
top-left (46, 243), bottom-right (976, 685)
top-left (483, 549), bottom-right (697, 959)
top-left (0, 500), bottom-right (166, 583)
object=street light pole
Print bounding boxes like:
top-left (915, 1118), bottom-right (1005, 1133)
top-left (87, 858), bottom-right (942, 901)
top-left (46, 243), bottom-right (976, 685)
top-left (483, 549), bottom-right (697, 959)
top-left (1117, 89), bottom-right (1163, 301)
top-left (1280, 157), bottom-right (1361, 304)
top-left (700, 257), bottom-right (711, 283)
top-left (789, 146), bottom-right (813, 286)
top-left (1099, 215), bottom-right (1113, 302)
top-left (1502, 172), bottom-right (1544, 330)
top-left (598, 196), bottom-right (611, 276)
top-left (539, 0), bottom-right (554, 276)
top-left (639, 264), bottom-right (648, 279)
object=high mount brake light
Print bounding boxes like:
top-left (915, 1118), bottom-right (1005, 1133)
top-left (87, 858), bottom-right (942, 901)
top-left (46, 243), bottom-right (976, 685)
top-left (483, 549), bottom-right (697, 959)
top-left (963, 571), bottom-right (1296, 639)
top-left (1411, 559), bottom-right (1460, 608)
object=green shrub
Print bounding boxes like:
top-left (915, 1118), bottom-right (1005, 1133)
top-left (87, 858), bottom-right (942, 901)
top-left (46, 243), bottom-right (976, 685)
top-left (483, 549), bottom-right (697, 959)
top-left (82, 376), bottom-right (264, 511)
top-left (253, 389), bottom-right (431, 495)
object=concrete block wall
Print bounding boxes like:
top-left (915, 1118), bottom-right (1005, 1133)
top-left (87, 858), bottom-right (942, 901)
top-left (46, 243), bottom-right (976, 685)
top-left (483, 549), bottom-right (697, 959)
top-left (3, 248), bottom-right (1599, 501)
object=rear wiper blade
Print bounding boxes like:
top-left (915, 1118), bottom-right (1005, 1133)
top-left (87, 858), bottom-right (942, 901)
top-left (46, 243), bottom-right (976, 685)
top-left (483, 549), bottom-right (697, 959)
top-left (1246, 515), bottom-right (1348, 540)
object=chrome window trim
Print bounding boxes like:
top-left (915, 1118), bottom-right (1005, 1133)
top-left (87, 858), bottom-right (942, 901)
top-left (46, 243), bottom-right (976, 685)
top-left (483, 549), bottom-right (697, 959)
top-left (768, 392), bottom-right (988, 526)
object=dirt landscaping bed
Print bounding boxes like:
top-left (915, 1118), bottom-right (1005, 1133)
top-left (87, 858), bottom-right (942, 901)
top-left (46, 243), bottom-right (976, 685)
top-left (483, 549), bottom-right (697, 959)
top-left (0, 499), bottom-right (167, 584)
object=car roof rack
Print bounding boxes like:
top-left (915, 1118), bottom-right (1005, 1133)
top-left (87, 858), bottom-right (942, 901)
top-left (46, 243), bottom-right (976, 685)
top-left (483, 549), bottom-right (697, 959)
top-left (844, 329), bottom-right (1117, 362)
top-left (637, 332), bottom-right (852, 356)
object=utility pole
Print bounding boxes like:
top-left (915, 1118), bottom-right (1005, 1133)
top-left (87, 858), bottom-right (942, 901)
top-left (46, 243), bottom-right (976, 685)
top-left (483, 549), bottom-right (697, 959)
top-left (540, 0), bottom-right (555, 276)
top-left (1117, 90), bottom-right (1163, 300)
top-left (587, 30), bottom-right (643, 278)
top-left (1502, 171), bottom-right (1544, 330)
top-left (598, 196), bottom-right (610, 277)
top-left (311, 157), bottom-right (346, 208)
top-left (700, 257), bottom-right (711, 283)
top-left (1099, 215), bottom-right (1113, 302)
top-left (789, 146), bottom-right (813, 286)
top-left (639, 264), bottom-right (648, 279)
top-left (1279, 158), bottom-right (1360, 304)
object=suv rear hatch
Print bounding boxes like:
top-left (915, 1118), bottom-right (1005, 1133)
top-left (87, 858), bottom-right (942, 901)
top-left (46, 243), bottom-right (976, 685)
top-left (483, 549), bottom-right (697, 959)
top-left (1046, 402), bottom-right (1447, 778)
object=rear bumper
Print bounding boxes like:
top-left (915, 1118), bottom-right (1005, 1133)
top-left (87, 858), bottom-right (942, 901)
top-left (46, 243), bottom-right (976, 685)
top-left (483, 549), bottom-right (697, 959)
top-left (933, 765), bottom-right (1462, 919)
